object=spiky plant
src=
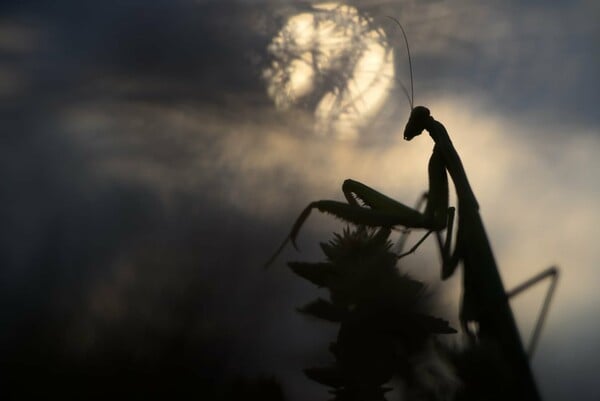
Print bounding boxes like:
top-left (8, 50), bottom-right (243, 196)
top-left (289, 227), bottom-right (456, 400)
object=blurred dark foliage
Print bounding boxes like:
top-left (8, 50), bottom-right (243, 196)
top-left (219, 376), bottom-right (286, 401)
top-left (4, 337), bottom-right (285, 401)
top-left (2, 326), bottom-right (285, 401)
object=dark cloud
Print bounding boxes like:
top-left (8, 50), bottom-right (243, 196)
top-left (0, 2), bottom-right (295, 398)
top-left (1, 1), bottom-right (279, 110)
top-left (0, 111), bottom-right (309, 398)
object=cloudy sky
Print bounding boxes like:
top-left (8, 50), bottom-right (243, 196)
top-left (1, 0), bottom-right (598, 400)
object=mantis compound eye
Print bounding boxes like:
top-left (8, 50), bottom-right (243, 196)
top-left (404, 106), bottom-right (431, 140)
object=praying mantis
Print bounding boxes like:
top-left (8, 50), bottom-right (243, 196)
top-left (265, 18), bottom-right (558, 400)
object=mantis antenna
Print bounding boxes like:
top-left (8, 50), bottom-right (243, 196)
top-left (386, 16), bottom-right (414, 110)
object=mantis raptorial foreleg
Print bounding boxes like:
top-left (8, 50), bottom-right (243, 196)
top-left (265, 149), bottom-right (456, 269)
top-left (263, 195), bottom-right (422, 269)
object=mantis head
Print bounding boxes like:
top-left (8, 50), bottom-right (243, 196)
top-left (404, 106), bottom-right (430, 141)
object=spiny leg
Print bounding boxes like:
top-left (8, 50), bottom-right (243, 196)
top-left (342, 179), bottom-right (423, 214)
top-left (342, 179), bottom-right (458, 263)
top-left (293, 200), bottom-right (428, 246)
top-left (266, 148), bottom-right (451, 269)
top-left (263, 203), bottom-right (313, 269)
top-left (264, 197), bottom-right (428, 268)
top-left (343, 179), bottom-right (428, 243)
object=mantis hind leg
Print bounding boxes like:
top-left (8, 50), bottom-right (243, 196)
top-left (459, 266), bottom-right (559, 357)
top-left (506, 267), bottom-right (559, 358)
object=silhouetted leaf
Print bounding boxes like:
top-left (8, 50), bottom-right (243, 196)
top-left (222, 376), bottom-right (286, 401)
top-left (304, 366), bottom-right (344, 388)
top-left (320, 241), bottom-right (340, 262)
top-left (286, 225), bottom-right (459, 400)
top-left (413, 314), bottom-right (457, 334)
top-left (298, 298), bottom-right (346, 322)
top-left (288, 261), bottom-right (339, 287)
top-left (371, 227), bottom-right (392, 247)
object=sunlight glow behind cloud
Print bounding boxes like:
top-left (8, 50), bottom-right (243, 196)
top-left (263, 2), bottom-right (394, 139)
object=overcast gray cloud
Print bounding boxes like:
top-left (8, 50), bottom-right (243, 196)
top-left (1, 1), bottom-right (598, 400)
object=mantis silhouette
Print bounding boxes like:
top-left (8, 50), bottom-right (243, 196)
top-left (265, 18), bottom-right (558, 400)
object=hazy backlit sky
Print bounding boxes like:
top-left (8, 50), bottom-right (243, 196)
top-left (1, 1), bottom-right (598, 400)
